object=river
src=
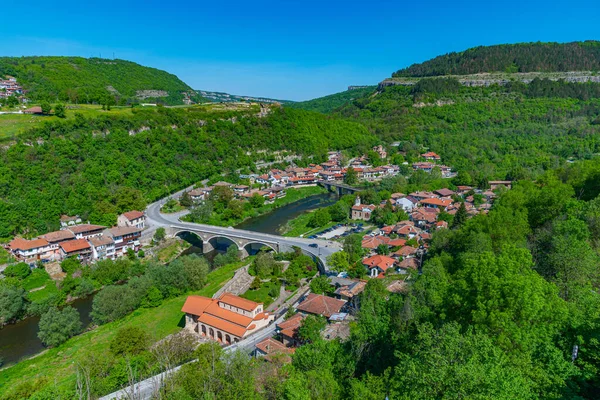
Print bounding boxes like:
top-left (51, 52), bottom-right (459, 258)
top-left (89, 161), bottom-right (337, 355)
top-left (0, 192), bottom-right (337, 367)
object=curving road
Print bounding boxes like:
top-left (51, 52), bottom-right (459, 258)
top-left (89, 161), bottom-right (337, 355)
top-left (145, 191), bottom-right (342, 273)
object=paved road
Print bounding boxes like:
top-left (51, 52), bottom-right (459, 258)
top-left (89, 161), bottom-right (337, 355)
top-left (145, 194), bottom-right (342, 273)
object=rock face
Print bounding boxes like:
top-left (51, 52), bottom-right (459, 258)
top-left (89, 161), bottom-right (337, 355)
top-left (136, 89), bottom-right (169, 99)
top-left (379, 71), bottom-right (600, 90)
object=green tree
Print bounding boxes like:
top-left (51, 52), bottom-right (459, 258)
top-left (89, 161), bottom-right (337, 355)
top-left (37, 306), bottom-right (82, 347)
top-left (327, 251), bottom-right (350, 272)
top-left (308, 208), bottom-right (331, 228)
top-left (154, 227), bottom-right (166, 242)
top-left (309, 276), bottom-right (332, 295)
top-left (3, 262), bottom-right (31, 279)
top-left (250, 193), bottom-right (265, 208)
top-left (54, 103), bottom-right (66, 118)
top-left (0, 285), bottom-right (28, 323)
top-left (110, 326), bottom-right (150, 355)
top-left (180, 191), bottom-right (193, 207)
top-left (297, 314), bottom-right (327, 344)
top-left (451, 202), bottom-right (467, 229)
top-left (344, 166), bottom-right (358, 185)
top-left (40, 101), bottom-right (51, 115)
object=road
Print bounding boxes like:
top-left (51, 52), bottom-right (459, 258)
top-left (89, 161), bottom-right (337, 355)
top-left (144, 192), bottom-right (343, 273)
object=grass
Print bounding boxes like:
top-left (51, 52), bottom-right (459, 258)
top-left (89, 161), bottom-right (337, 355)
top-left (0, 259), bottom-right (245, 396)
top-left (21, 268), bottom-right (53, 291)
top-left (240, 280), bottom-right (280, 307)
top-left (0, 104), bottom-right (134, 140)
top-left (156, 239), bottom-right (191, 263)
top-left (282, 211), bottom-right (338, 237)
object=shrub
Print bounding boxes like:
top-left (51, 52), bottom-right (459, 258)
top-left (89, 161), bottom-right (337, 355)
top-left (38, 306), bottom-right (82, 347)
top-left (110, 326), bottom-right (150, 356)
top-left (3, 263), bottom-right (31, 279)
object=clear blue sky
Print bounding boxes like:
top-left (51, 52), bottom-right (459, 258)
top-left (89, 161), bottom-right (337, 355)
top-left (2, 0), bottom-right (599, 100)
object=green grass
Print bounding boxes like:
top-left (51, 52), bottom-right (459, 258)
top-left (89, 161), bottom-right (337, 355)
top-left (0, 260), bottom-right (245, 396)
top-left (156, 239), bottom-right (191, 263)
top-left (240, 280), bottom-right (280, 307)
top-left (26, 283), bottom-right (60, 303)
top-left (282, 211), bottom-right (338, 237)
top-left (0, 104), bottom-right (134, 140)
top-left (21, 268), bottom-right (53, 291)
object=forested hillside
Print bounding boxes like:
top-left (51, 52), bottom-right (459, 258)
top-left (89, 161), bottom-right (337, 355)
top-left (393, 41), bottom-right (600, 77)
top-left (0, 106), bottom-right (375, 237)
top-left (0, 57), bottom-right (199, 105)
top-left (288, 86), bottom-right (376, 113)
top-left (335, 78), bottom-right (600, 181)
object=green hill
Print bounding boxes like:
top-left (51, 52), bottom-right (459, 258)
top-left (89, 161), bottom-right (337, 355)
top-left (288, 86), bottom-right (376, 113)
top-left (393, 41), bottom-right (600, 77)
top-left (0, 56), bottom-right (200, 105)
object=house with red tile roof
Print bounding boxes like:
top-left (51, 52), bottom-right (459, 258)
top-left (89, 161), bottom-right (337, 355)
top-left (182, 293), bottom-right (274, 344)
top-left (361, 235), bottom-right (391, 250)
top-left (362, 254), bottom-right (396, 278)
top-left (419, 198), bottom-right (453, 210)
top-left (434, 188), bottom-right (455, 197)
top-left (7, 238), bottom-right (51, 262)
top-left (421, 151), bottom-right (441, 161)
top-left (59, 239), bottom-right (93, 261)
top-left (117, 211), bottom-right (146, 229)
top-left (67, 224), bottom-right (106, 239)
top-left (254, 337), bottom-right (295, 362)
top-left (351, 196), bottom-right (376, 220)
top-left (296, 293), bottom-right (347, 318)
top-left (277, 313), bottom-right (305, 347)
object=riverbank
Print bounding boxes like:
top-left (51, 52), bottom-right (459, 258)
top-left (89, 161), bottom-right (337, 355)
top-left (281, 211), bottom-right (339, 237)
top-left (184, 186), bottom-right (328, 227)
top-left (0, 259), bottom-right (246, 398)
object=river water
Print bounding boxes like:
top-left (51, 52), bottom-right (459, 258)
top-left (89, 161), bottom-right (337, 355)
top-left (0, 192), bottom-right (337, 367)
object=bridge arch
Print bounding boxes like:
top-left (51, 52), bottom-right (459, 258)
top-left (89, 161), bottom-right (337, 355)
top-left (207, 236), bottom-right (240, 252)
top-left (243, 241), bottom-right (277, 256)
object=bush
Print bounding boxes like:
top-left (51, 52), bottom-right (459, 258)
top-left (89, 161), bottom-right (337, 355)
top-left (37, 306), bottom-right (82, 347)
top-left (91, 285), bottom-right (140, 324)
top-left (0, 285), bottom-right (28, 323)
top-left (110, 326), bottom-right (150, 356)
top-left (3, 263), bottom-right (31, 279)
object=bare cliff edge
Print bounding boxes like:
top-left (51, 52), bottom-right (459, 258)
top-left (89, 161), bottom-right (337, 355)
top-left (379, 71), bottom-right (600, 89)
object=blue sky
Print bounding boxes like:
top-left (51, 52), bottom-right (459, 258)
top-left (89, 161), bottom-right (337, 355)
top-left (2, 0), bottom-right (599, 100)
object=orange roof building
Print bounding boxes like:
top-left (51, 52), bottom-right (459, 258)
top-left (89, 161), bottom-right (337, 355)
top-left (181, 293), bottom-right (274, 344)
top-left (362, 254), bottom-right (396, 278)
top-left (296, 293), bottom-right (347, 318)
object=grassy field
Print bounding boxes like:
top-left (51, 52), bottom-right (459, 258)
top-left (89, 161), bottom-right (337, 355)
top-left (156, 239), bottom-right (191, 263)
top-left (0, 104), bottom-right (134, 140)
top-left (0, 259), bottom-right (245, 396)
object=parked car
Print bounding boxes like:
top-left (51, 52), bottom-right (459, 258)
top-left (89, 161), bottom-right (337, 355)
top-left (309, 243), bottom-right (319, 248)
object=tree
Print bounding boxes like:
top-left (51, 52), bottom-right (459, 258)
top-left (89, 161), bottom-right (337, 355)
top-left (308, 208), bottom-right (331, 228)
top-left (154, 227), bottom-right (166, 242)
top-left (249, 193), bottom-right (265, 208)
top-left (38, 306), bottom-right (82, 347)
top-left (451, 202), bottom-right (467, 229)
top-left (0, 285), bottom-right (28, 323)
top-left (376, 244), bottom-right (390, 255)
top-left (309, 276), bottom-right (332, 295)
top-left (250, 276), bottom-right (262, 290)
top-left (110, 326), bottom-right (150, 355)
top-left (40, 101), bottom-right (51, 115)
top-left (297, 315), bottom-right (327, 344)
top-left (3, 262), bottom-right (31, 279)
top-left (91, 285), bottom-right (139, 324)
top-left (180, 191), bottom-right (193, 208)
top-left (344, 234), bottom-right (365, 263)
top-left (327, 251), bottom-right (350, 272)
top-left (54, 103), bottom-right (66, 118)
top-left (329, 201), bottom-right (350, 222)
top-left (344, 166), bottom-right (358, 185)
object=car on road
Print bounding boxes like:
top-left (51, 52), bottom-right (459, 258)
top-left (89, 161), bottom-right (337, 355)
top-left (308, 243), bottom-right (319, 248)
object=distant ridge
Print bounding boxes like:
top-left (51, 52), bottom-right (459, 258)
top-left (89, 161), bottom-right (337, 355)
top-left (393, 41), bottom-right (600, 77)
top-left (197, 89), bottom-right (292, 104)
top-left (0, 56), bottom-right (200, 105)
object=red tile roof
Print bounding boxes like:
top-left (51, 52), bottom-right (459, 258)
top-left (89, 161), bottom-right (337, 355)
top-left (277, 313), bottom-right (305, 338)
top-left (420, 198), bottom-right (452, 207)
top-left (219, 293), bottom-right (261, 311)
top-left (68, 224), bottom-right (106, 234)
top-left (59, 239), bottom-right (91, 253)
top-left (9, 238), bottom-right (49, 251)
top-left (296, 294), bottom-right (346, 318)
top-left (40, 230), bottom-right (75, 243)
top-left (255, 337), bottom-right (294, 355)
top-left (122, 210), bottom-right (144, 220)
top-left (362, 255), bottom-right (396, 272)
